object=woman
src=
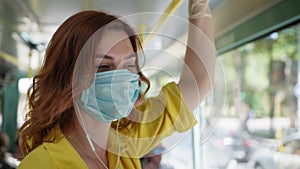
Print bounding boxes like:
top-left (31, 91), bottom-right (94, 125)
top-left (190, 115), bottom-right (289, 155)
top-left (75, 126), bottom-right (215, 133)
top-left (17, 0), bottom-right (215, 168)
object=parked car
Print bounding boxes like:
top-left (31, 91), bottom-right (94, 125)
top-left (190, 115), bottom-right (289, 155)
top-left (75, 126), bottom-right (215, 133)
top-left (248, 132), bottom-right (300, 169)
top-left (213, 130), bottom-right (254, 163)
top-left (202, 130), bottom-right (253, 168)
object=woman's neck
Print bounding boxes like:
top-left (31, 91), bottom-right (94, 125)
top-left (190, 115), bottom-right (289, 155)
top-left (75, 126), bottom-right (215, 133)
top-left (63, 111), bottom-right (112, 169)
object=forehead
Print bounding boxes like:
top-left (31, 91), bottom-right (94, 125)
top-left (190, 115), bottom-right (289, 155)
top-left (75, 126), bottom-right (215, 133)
top-left (96, 29), bottom-right (134, 57)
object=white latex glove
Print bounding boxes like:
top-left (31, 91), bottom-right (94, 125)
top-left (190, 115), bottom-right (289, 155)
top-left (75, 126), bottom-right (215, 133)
top-left (188, 0), bottom-right (212, 19)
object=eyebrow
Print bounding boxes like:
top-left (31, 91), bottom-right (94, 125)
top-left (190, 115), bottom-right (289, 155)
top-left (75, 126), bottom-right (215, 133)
top-left (96, 54), bottom-right (136, 60)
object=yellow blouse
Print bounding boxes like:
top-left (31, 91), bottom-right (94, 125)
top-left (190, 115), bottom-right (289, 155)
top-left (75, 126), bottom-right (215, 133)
top-left (17, 82), bottom-right (197, 169)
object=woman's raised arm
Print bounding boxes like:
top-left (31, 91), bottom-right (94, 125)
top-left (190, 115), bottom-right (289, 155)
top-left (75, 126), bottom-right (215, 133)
top-left (178, 0), bottom-right (216, 110)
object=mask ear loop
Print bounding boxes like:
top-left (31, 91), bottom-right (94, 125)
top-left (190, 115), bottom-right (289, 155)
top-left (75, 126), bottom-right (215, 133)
top-left (74, 103), bottom-right (109, 169)
top-left (115, 119), bottom-right (121, 169)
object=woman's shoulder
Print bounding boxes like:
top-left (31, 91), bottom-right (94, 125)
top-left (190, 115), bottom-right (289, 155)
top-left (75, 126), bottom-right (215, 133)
top-left (17, 144), bottom-right (57, 169)
top-left (18, 129), bottom-right (87, 169)
top-left (154, 82), bottom-right (182, 101)
top-left (161, 82), bottom-right (179, 92)
top-left (137, 81), bottom-right (184, 110)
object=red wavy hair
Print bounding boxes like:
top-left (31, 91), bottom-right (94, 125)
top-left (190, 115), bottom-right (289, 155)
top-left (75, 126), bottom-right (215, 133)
top-left (17, 10), bottom-right (149, 156)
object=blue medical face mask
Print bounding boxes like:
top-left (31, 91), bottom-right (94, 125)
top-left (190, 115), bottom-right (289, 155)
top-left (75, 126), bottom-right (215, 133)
top-left (78, 69), bottom-right (140, 123)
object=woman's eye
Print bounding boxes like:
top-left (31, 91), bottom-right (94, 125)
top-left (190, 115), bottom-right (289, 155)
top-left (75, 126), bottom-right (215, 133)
top-left (124, 63), bottom-right (137, 72)
top-left (96, 65), bottom-right (112, 72)
top-left (124, 62), bottom-right (136, 69)
top-left (124, 64), bottom-right (136, 68)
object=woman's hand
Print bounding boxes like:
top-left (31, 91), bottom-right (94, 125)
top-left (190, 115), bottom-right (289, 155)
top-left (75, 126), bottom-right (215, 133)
top-left (189, 0), bottom-right (212, 19)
